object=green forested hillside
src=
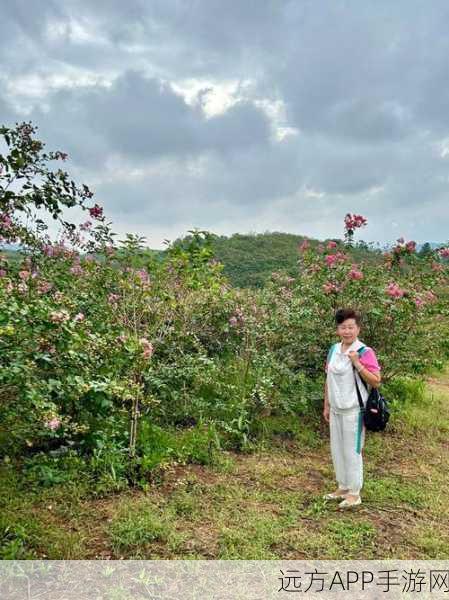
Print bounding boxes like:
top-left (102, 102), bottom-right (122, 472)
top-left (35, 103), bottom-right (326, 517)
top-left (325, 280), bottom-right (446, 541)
top-left (210, 232), bottom-right (384, 288)
top-left (210, 232), bottom-right (308, 288)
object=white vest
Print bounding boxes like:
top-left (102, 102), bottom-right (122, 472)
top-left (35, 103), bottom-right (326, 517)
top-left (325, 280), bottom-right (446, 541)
top-left (326, 339), bottom-right (369, 411)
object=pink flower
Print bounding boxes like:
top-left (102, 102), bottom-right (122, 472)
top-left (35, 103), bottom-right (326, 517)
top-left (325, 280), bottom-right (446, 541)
top-left (414, 297), bottom-right (424, 308)
top-left (325, 252), bottom-right (347, 267)
top-left (344, 213), bottom-right (367, 231)
top-left (438, 247), bottom-right (449, 258)
top-left (327, 241), bottom-right (338, 249)
top-left (88, 204), bottom-right (103, 219)
top-left (80, 220), bottom-right (92, 231)
top-left (335, 251), bottom-right (348, 263)
top-left (298, 239), bottom-right (310, 252)
top-left (317, 244), bottom-right (325, 253)
top-left (136, 269), bottom-right (150, 285)
top-left (108, 293), bottom-right (120, 304)
top-left (323, 281), bottom-right (339, 294)
top-left (70, 265), bottom-right (84, 276)
top-left (43, 244), bottom-right (55, 257)
top-left (73, 312), bottom-right (85, 322)
top-left (431, 262), bottom-right (443, 272)
top-left (0, 269), bottom-right (6, 278)
top-left (18, 270), bottom-right (30, 280)
top-left (349, 267), bottom-right (363, 280)
top-left (386, 282), bottom-right (405, 299)
top-left (37, 280), bottom-right (53, 294)
top-left (425, 291), bottom-right (437, 303)
top-left (139, 337), bottom-right (154, 359)
top-left (405, 241), bottom-right (416, 253)
top-left (45, 417), bottom-right (61, 431)
top-left (49, 310), bottom-right (70, 324)
top-left (0, 214), bottom-right (13, 230)
top-left (229, 308), bottom-right (245, 327)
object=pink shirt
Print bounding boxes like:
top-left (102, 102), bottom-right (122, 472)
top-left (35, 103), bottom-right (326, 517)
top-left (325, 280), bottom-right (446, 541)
top-left (325, 343), bottom-right (381, 373)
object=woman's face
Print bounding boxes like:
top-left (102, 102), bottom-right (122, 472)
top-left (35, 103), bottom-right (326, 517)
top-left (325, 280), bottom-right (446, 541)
top-left (336, 318), bottom-right (360, 345)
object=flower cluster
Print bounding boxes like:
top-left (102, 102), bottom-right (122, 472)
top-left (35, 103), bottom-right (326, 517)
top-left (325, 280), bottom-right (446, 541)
top-left (88, 204), bottom-right (103, 219)
top-left (344, 214), bottom-right (367, 231)
top-left (42, 242), bottom-right (75, 259)
top-left (45, 417), bottom-right (61, 431)
top-left (323, 281), bottom-right (340, 294)
top-left (136, 269), bottom-right (150, 285)
top-left (37, 280), bottom-right (53, 294)
top-left (229, 307), bottom-right (245, 328)
top-left (386, 282), bottom-right (405, 299)
top-left (414, 291), bottom-right (437, 308)
top-left (348, 265), bottom-right (364, 280)
top-left (49, 310), bottom-right (70, 323)
top-left (139, 337), bottom-right (154, 360)
top-left (325, 252), bottom-right (347, 267)
top-left (70, 264), bottom-right (84, 276)
top-left (0, 213), bottom-right (13, 231)
top-left (393, 238), bottom-right (417, 255)
top-left (298, 239), bottom-right (310, 252)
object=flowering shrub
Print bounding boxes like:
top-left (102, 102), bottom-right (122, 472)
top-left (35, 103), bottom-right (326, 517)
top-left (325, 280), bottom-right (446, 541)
top-left (2, 123), bottom-right (449, 464)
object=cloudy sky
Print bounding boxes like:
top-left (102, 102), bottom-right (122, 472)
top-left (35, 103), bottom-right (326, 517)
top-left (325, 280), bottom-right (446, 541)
top-left (2, 1), bottom-right (449, 248)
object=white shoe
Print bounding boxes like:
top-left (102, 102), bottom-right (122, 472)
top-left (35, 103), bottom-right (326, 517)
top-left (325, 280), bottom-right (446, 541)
top-left (323, 490), bottom-right (349, 500)
top-left (338, 496), bottom-right (361, 508)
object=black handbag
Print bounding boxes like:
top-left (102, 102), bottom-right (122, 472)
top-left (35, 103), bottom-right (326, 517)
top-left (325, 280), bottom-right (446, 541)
top-left (353, 365), bottom-right (390, 432)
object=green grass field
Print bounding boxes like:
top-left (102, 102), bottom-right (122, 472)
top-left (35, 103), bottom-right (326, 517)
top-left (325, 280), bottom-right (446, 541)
top-left (2, 370), bottom-right (449, 560)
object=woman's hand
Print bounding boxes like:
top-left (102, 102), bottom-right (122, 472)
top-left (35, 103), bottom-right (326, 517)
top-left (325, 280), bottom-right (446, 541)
top-left (323, 404), bottom-right (330, 423)
top-left (348, 350), bottom-right (361, 368)
top-left (348, 350), bottom-right (382, 388)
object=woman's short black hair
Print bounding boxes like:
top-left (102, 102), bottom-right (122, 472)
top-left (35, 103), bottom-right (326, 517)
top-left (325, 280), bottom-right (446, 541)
top-left (335, 308), bottom-right (361, 326)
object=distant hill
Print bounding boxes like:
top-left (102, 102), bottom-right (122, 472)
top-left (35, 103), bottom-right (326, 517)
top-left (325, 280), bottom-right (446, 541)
top-left (210, 232), bottom-right (309, 288)
top-left (208, 232), bottom-right (384, 288)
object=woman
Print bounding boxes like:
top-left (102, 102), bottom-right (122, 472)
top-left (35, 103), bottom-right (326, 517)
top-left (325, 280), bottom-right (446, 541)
top-left (323, 308), bottom-right (381, 508)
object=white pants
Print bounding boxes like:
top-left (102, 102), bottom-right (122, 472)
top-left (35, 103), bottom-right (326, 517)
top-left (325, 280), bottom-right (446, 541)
top-left (329, 408), bottom-right (365, 495)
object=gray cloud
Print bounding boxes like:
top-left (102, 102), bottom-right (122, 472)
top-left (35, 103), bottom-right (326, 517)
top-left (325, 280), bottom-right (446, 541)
top-left (1, 0), bottom-right (449, 246)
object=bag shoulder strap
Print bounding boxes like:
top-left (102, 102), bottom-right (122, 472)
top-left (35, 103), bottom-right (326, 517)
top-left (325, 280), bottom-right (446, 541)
top-left (353, 345), bottom-right (369, 409)
top-left (353, 366), bottom-right (365, 410)
top-left (356, 346), bottom-right (369, 390)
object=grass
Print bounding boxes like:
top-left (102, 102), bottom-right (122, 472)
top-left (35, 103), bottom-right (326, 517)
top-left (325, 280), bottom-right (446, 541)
top-left (2, 369), bottom-right (449, 559)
